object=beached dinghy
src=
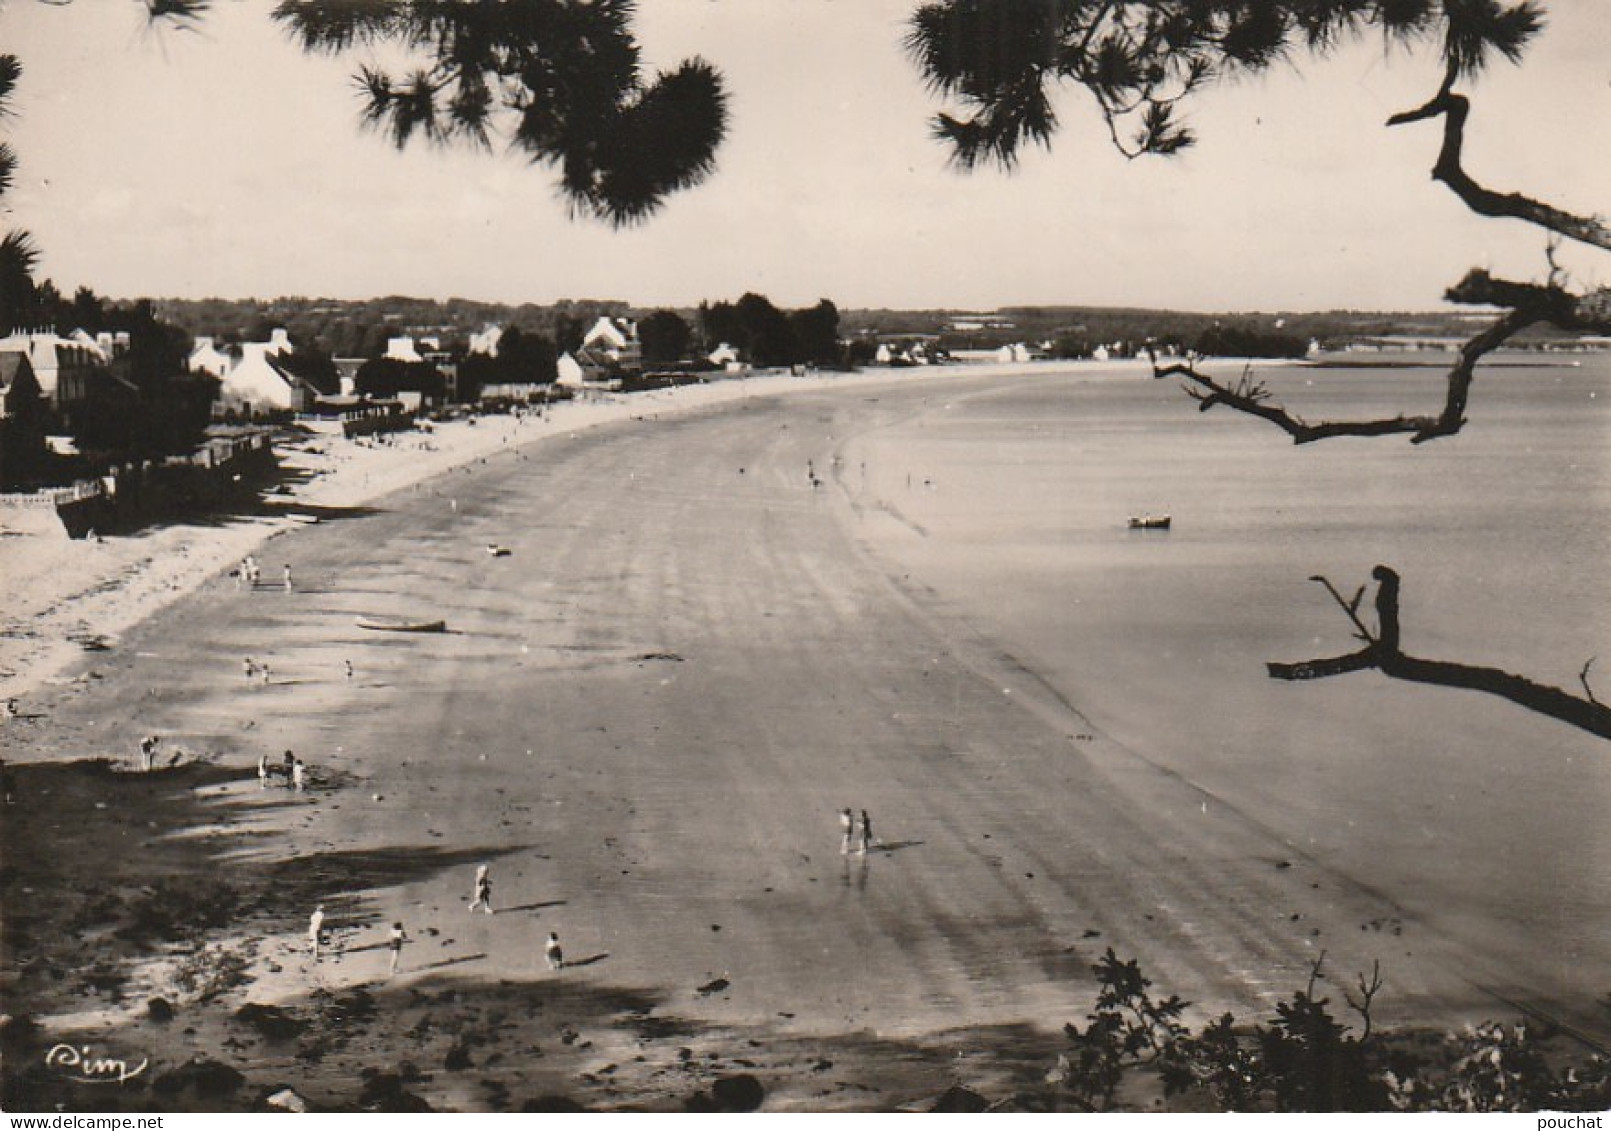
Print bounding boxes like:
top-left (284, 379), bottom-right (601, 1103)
top-left (1127, 514), bottom-right (1172, 530)
top-left (356, 614), bottom-right (447, 633)
top-left (486, 544), bottom-right (512, 557)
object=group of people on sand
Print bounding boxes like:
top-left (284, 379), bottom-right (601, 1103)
top-left (234, 555), bottom-right (294, 593)
top-left (136, 734), bottom-right (195, 772)
top-left (839, 806), bottom-right (877, 855)
top-left (258, 748), bottom-right (308, 791)
top-left (307, 861), bottom-right (564, 979)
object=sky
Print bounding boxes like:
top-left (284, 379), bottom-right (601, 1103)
top-left (1, 0), bottom-right (1607, 312)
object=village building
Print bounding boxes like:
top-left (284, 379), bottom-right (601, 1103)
top-left (217, 329), bottom-right (329, 415)
top-left (0, 348), bottom-right (48, 485)
top-left (384, 336), bottom-right (425, 364)
top-left (187, 336), bottom-right (234, 379)
top-left (332, 358), bottom-right (365, 397)
top-left (0, 330), bottom-right (115, 411)
top-left (468, 324), bottom-right (503, 357)
top-left (579, 316), bottom-right (641, 372)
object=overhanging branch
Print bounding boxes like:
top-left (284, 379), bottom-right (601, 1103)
top-left (1269, 567), bottom-right (1611, 742)
top-left (1387, 88), bottom-right (1611, 253)
top-left (1150, 263), bottom-right (1610, 446)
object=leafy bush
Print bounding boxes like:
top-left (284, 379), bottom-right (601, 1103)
top-left (1051, 949), bottom-right (1611, 1112)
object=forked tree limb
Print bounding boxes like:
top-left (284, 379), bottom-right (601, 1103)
top-left (1269, 567), bottom-right (1611, 742)
top-left (1149, 269), bottom-right (1610, 445)
top-left (1388, 82), bottom-right (1611, 254)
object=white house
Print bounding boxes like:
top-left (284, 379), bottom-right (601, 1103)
top-left (555, 352), bottom-right (585, 389)
top-left (581, 316), bottom-right (630, 353)
top-left (468, 324), bottom-right (503, 357)
top-left (219, 344), bottom-right (300, 413)
top-left (580, 316), bottom-right (641, 373)
top-left (384, 336), bottom-right (424, 363)
top-left (188, 336), bottom-right (234, 378)
top-left (995, 342), bottom-right (1032, 364)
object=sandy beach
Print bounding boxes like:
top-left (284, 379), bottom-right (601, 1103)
top-left (2, 359), bottom-right (1603, 1112)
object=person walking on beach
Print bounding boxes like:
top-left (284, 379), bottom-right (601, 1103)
top-left (261, 661), bottom-right (271, 686)
top-left (243, 657), bottom-right (256, 682)
top-left (139, 735), bottom-right (159, 773)
top-left (468, 864), bottom-right (493, 914)
top-left (281, 750), bottom-right (296, 787)
top-left (544, 931), bottom-right (564, 971)
top-left (387, 921), bottom-right (409, 977)
top-left (282, 564), bottom-right (294, 593)
top-left (308, 905), bottom-right (326, 959)
top-left (257, 753), bottom-right (270, 788)
top-left (291, 758), bottom-right (306, 792)
top-left (839, 807), bottom-right (855, 855)
top-left (858, 809), bottom-right (874, 855)
top-left (344, 659), bottom-right (354, 681)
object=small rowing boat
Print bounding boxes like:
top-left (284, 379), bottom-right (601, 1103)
top-left (1127, 514), bottom-right (1172, 530)
top-left (356, 615), bottom-right (447, 633)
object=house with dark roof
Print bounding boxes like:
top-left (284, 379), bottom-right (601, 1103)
top-left (0, 348), bottom-right (49, 486)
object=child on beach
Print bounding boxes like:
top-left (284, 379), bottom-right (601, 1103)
top-left (387, 921), bottom-right (409, 977)
top-left (309, 905), bottom-right (326, 959)
top-left (468, 864), bottom-right (493, 914)
top-left (839, 807), bottom-right (854, 855)
top-left (544, 931), bottom-right (564, 971)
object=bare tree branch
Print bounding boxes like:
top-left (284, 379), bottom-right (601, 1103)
top-left (1388, 89), bottom-right (1611, 253)
top-left (1148, 264), bottom-right (1611, 446)
top-left (1270, 567), bottom-right (1611, 742)
top-left (1343, 960), bottom-right (1383, 1043)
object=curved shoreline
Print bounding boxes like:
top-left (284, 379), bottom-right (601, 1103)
top-left (3, 356), bottom-right (1605, 1113)
top-left (0, 362), bottom-right (1099, 706)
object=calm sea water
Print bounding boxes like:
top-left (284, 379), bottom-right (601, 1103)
top-left (849, 353), bottom-right (1611, 996)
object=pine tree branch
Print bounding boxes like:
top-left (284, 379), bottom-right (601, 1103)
top-left (1388, 89), bottom-right (1611, 253)
top-left (1269, 567), bottom-right (1611, 742)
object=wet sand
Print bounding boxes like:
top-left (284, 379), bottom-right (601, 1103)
top-left (3, 365), bottom-right (1603, 1111)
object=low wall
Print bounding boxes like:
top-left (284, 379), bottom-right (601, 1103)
top-left (0, 432), bottom-right (278, 538)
